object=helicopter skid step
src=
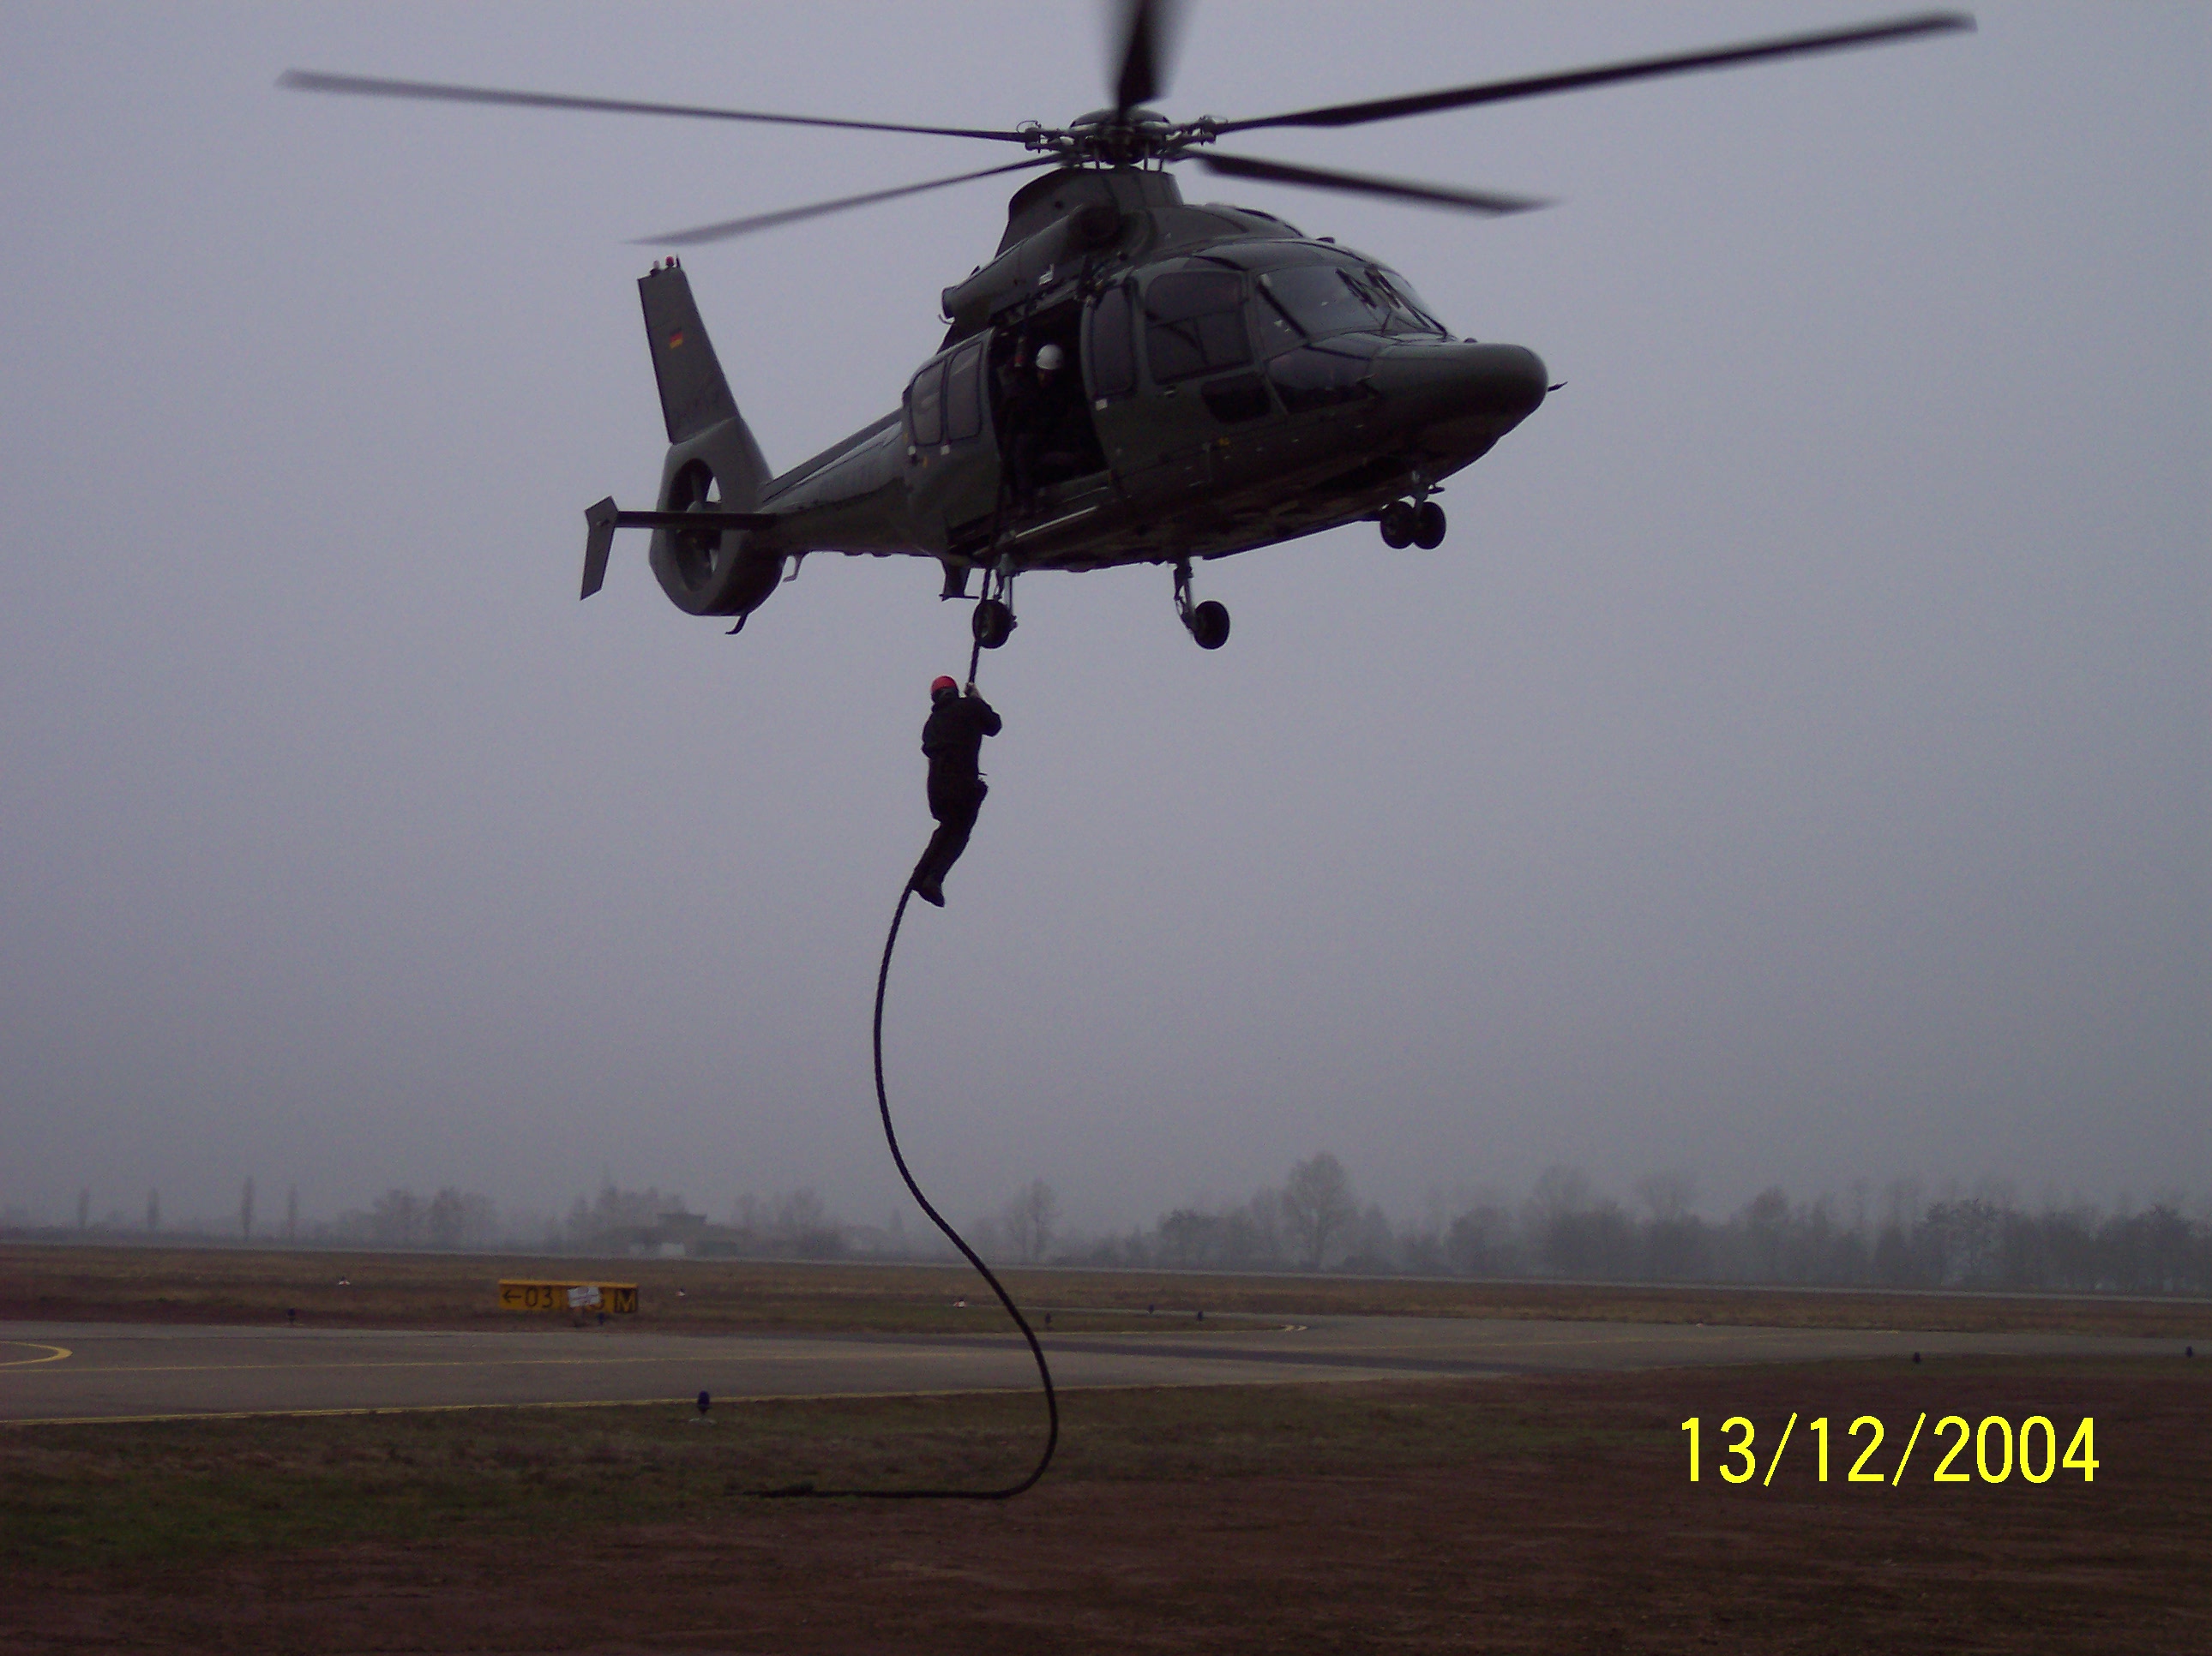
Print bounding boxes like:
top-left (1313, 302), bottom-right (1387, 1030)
top-left (995, 501), bottom-right (1109, 554)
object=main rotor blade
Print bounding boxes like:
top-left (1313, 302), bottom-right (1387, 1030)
top-left (1215, 11), bottom-right (1974, 134)
top-left (1111, 0), bottom-right (1182, 116)
top-left (1197, 153), bottom-right (1549, 217)
top-left (278, 69), bottom-right (1029, 144)
top-left (638, 158), bottom-right (1063, 246)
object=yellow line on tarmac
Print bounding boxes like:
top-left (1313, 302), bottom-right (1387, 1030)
top-left (0, 1343), bottom-right (72, 1369)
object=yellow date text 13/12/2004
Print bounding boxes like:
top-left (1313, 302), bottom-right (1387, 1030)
top-left (1681, 1414), bottom-right (2097, 1486)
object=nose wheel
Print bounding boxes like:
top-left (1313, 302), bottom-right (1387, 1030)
top-left (1173, 561), bottom-right (1230, 650)
top-left (1378, 499), bottom-right (1447, 549)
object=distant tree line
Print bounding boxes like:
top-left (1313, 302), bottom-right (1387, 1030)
top-left (294, 1186), bottom-right (504, 1249)
top-left (1055, 1158), bottom-right (2212, 1297)
top-left (12, 1161), bottom-right (2208, 1294)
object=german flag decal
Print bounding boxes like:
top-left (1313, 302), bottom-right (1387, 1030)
top-left (667, 329), bottom-right (685, 349)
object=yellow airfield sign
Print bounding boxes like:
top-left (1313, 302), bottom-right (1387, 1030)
top-left (499, 1280), bottom-right (639, 1315)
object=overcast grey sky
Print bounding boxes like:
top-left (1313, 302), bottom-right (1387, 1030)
top-left (2, 3), bottom-right (2203, 1235)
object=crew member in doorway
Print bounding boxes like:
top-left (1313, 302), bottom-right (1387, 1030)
top-left (910, 675), bottom-right (1001, 907)
top-left (1003, 341), bottom-right (1086, 514)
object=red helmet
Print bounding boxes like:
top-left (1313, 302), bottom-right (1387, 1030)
top-left (930, 675), bottom-right (959, 699)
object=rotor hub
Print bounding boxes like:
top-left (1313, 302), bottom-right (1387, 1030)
top-left (1027, 108), bottom-right (1215, 168)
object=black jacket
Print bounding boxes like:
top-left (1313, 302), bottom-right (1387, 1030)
top-left (922, 690), bottom-right (1001, 791)
top-left (1001, 368), bottom-right (1086, 452)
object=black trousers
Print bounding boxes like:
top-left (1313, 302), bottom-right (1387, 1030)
top-left (1010, 432), bottom-right (1082, 505)
top-left (914, 778), bottom-right (986, 890)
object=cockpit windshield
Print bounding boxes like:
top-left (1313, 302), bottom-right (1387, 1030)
top-left (1367, 267), bottom-right (1448, 336)
top-left (1257, 266), bottom-right (1382, 342)
top-left (1254, 261), bottom-right (1447, 347)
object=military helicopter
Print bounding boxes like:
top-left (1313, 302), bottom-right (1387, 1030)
top-left (285, 4), bottom-right (1971, 652)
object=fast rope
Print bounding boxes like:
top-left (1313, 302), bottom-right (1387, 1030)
top-left (756, 877), bottom-right (1060, 1500)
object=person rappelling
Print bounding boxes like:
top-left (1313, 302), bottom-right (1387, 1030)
top-left (909, 675), bottom-right (1001, 907)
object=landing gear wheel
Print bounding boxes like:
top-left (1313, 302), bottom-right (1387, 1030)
top-left (1378, 501), bottom-right (1416, 549)
top-left (1412, 501), bottom-right (1447, 549)
top-left (971, 597), bottom-right (1015, 650)
top-left (1188, 599), bottom-right (1230, 651)
top-left (1169, 560), bottom-right (1229, 650)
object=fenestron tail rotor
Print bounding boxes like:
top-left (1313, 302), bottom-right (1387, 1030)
top-left (280, 9), bottom-right (1972, 243)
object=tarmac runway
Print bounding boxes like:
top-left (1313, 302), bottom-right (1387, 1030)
top-left (0, 1315), bottom-right (2182, 1425)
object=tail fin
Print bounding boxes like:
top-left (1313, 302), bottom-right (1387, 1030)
top-left (640, 260), bottom-right (741, 445)
top-left (638, 260), bottom-right (769, 509)
top-left (636, 261), bottom-right (779, 619)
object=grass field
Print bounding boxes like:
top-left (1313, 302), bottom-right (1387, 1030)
top-left (4, 1240), bottom-right (2205, 1338)
top-left (4, 1355), bottom-right (2203, 1653)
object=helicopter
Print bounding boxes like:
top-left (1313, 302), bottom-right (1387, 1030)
top-left (284, 4), bottom-right (1972, 653)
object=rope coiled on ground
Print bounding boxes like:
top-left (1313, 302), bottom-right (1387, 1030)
top-left (755, 881), bottom-right (1059, 1500)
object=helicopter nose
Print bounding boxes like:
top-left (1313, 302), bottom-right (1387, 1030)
top-left (1372, 340), bottom-right (1548, 438)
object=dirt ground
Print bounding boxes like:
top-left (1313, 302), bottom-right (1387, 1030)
top-left (6, 1357), bottom-right (2203, 1653)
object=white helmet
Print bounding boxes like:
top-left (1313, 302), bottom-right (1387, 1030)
top-left (1034, 342), bottom-right (1066, 373)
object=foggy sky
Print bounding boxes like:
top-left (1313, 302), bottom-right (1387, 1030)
top-left (2, 3), bottom-right (2203, 1236)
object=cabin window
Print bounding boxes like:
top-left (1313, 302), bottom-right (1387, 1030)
top-left (908, 361), bottom-right (945, 447)
top-left (1201, 370), bottom-right (1272, 423)
top-left (945, 343), bottom-right (983, 441)
top-left (1145, 271), bottom-right (1251, 385)
top-left (1087, 285), bottom-right (1136, 399)
top-left (1250, 286), bottom-right (1303, 357)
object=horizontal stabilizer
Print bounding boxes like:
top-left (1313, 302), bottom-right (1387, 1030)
top-left (581, 497), bottom-right (777, 599)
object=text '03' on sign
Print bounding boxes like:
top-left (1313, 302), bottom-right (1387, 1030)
top-left (497, 1280), bottom-right (639, 1315)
